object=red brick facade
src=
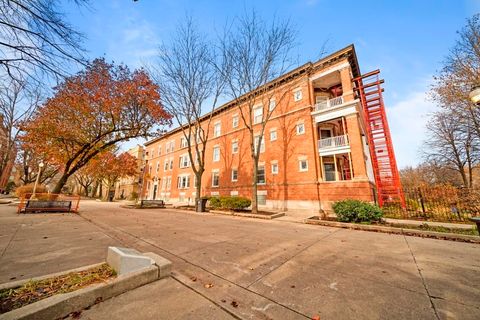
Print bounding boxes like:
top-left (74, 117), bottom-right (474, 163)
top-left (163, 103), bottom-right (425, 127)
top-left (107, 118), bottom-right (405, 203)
top-left (143, 45), bottom-right (377, 216)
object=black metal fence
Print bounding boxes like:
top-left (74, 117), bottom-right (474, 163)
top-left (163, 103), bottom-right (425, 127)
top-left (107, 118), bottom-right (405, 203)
top-left (382, 186), bottom-right (480, 222)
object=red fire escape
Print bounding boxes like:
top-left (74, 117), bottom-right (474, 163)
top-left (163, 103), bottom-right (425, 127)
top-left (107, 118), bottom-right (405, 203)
top-left (353, 70), bottom-right (405, 208)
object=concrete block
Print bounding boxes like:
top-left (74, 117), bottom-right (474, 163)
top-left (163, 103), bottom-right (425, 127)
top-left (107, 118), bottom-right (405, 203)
top-left (106, 247), bottom-right (154, 275)
top-left (143, 252), bottom-right (172, 279)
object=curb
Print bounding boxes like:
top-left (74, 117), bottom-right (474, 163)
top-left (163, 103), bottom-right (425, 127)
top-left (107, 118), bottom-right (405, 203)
top-left (0, 254), bottom-right (172, 320)
top-left (305, 218), bottom-right (480, 243)
top-left (210, 209), bottom-right (285, 220)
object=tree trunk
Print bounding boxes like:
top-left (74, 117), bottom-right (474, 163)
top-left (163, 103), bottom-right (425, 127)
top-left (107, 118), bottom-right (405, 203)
top-left (252, 157), bottom-right (259, 214)
top-left (195, 170), bottom-right (203, 211)
top-left (52, 173), bottom-right (70, 194)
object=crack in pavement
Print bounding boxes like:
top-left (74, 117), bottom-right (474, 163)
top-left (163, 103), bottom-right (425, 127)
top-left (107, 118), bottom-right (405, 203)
top-left (78, 212), bottom-right (311, 319)
top-left (245, 228), bottom-right (342, 288)
top-left (0, 214), bottom-right (25, 259)
top-left (403, 235), bottom-right (440, 320)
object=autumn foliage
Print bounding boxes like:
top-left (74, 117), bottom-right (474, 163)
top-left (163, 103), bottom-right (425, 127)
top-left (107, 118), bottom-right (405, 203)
top-left (21, 59), bottom-right (171, 193)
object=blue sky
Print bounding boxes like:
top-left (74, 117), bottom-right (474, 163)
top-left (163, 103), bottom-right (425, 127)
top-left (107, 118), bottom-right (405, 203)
top-left (63, 0), bottom-right (480, 168)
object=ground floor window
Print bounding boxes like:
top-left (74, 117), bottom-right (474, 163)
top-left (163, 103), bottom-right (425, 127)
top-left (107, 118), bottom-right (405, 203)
top-left (257, 194), bottom-right (267, 205)
top-left (212, 172), bottom-right (220, 187)
top-left (324, 163), bottom-right (336, 181)
top-left (257, 165), bottom-right (266, 184)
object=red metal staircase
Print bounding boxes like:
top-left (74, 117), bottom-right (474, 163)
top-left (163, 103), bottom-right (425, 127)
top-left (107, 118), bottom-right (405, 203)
top-left (353, 70), bottom-right (405, 208)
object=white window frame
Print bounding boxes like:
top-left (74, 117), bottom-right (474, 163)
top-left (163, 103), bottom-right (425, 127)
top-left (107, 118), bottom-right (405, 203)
top-left (253, 105), bottom-right (263, 124)
top-left (293, 89), bottom-right (303, 101)
top-left (177, 175), bottom-right (190, 189)
top-left (232, 140), bottom-right (239, 154)
top-left (213, 146), bottom-right (220, 162)
top-left (163, 159), bottom-right (169, 172)
top-left (179, 154), bottom-right (190, 168)
top-left (270, 129), bottom-right (277, 141)
top-left (296, 123), bottom-right (305, 135)
top-left (180, 137), bottom-right (188, 148)
top-left (232, 115), bottom-right (239, 128)
top-left (271, 161), bottom-right (279, 175)
top-left (269, 99), bottom-right (276, 112)
top-left (157, 146), bottom-right (162, 156)
top-left (257, 164), bottom-right (266, 184)
top-left (231, 168), bottom-right (238, 182)
top-left (212, 171), bottom-right (220, 187)
top-left (254, 135), bottom-right (265, 154)
top-left (299, 159), bottom-right (309, 172)
top-left (214, 121), bottom-right (221, 137)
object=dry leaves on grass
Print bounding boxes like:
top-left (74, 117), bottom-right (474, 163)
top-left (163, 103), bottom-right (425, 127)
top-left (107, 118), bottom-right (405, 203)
top-left (0, 264), bottom-right (115, 313)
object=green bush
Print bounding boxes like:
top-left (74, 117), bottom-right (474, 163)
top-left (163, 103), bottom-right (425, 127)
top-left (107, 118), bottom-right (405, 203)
top-left (332, 199), bottom-right (383, 223)
top-left (208, 196), bottom-right (251, 211)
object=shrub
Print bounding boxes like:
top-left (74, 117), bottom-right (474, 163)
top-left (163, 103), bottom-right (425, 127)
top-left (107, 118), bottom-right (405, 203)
top-left (332, 199), bottom-right (383, 223)
top-left (15, 184), bottom-right (48, 198)
top-left (208, 196), bottom-right (251, 211)
top-left (129, 192), bottom-right (139, 201)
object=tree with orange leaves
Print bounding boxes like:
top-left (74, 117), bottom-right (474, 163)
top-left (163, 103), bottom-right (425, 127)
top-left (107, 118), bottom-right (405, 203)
top-left (21, 58), bottom-right (171, 193)
top-left (95, 151), bottom-right (138, 200)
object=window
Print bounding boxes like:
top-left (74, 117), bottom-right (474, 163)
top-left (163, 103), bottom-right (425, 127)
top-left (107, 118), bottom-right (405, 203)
top-left (257, 165), bottom-right (266, 184)
top-left (157, 146), bottom-right (162, 156)
top-left (156, 162), bottom-right (160, 173)
top-left (213, 146), bottom-right (220, 162)
top-left (214, 122), bottom-right (221, 137)
top-left (271, 162), bottom-right (278, 174)
top-left (254, 135), bottom-right (265, 154)
top-left (293, 89), bottom-right (302, 101)
top-left (169, 158), bottom-right (174, 170)
top-left (232, 140), bottom-right (238, 154)
top-left (269, 99), bottom-right (276, 112)
top-left (166, 141), bottom-right (175, 153)
top-left (299, 159), bottom-right (308, 172)
top-left (166, 176), bottom-right (172, 190)
top-left (257, 194), bottom-right (267, 205)
top-left (253, 106), bottom-right (263, 124)
top-left (180, 137), bottom-right (188, 148)
top-left (270, 129), bottom-right (277, 141)
top-left (231, 168), bottom-right (238, 182)
top-left (149, 165), bottom-right (152, 175)
top-left (296, 123), bottom-right (305, 135)
top-left (164, 159), bottom-right (169, 171)
top-left (324, 163), bottom-right (336, 181)
top-left (179, 154), bottom-right (190, 168)
top-left (177, 175), bottom-right (190, 189)
top-left (232, 115), bottom-right (239, 128)
top-left (212, 171), bottom-right (220, 187)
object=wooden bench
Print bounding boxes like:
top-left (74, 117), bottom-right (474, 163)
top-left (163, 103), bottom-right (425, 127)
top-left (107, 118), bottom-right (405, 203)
top-left (24, 200), bottom-right (72, 213)
top-left (140, 200), bottom-right (165, 208)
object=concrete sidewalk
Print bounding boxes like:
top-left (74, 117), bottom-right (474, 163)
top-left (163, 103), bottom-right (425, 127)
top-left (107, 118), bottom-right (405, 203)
top-left (1, 201), bottom-right (479, 319)
top-left (384, 217), bottom-right (476, 229)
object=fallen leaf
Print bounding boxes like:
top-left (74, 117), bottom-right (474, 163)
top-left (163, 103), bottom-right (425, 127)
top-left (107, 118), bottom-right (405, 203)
top-left (312, 315), bottom-right (320, 320)
top-left (204, 283), bottom-right (214, 288)
top-left (190, 276), bottom-right (197, 282)
top-left (231, 300), bottom-right (238, 308)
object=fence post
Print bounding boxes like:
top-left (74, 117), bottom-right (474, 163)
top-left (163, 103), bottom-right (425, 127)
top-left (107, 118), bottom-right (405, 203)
top-left (418, 187), bottom-right (426, 216)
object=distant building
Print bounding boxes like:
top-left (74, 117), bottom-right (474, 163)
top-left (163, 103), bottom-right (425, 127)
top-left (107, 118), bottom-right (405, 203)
top-left (114, 145), bottom-right (144, 200)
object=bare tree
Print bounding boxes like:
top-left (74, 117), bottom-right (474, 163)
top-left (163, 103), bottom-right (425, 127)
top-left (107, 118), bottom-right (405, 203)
top-left (423, 110), bottom-right (479, 188)
top-left (431, 14), bottom-right (480, 140)
top-left (219, 11), bottom-right (296, 213)
top-left (0, 79), bottom-right (42, 185)
top-left (150, 17), bottom-right (224, 211)
top-left (0, 0), bottom-right (87, 83)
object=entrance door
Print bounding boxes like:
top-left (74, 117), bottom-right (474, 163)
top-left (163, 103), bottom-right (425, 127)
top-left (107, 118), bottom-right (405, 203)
top-left (324, 163), bottom-right (336, 181)
top-left (152, 185), bottom-right (158, 200)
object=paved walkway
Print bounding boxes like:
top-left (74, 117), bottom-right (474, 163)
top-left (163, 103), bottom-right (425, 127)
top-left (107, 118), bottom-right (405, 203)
top-left (1, 201), bottom-right (479, 319)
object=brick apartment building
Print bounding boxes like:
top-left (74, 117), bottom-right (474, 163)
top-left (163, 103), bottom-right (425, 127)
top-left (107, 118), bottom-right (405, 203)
top-left (142, 45), bottom-right (400, 216)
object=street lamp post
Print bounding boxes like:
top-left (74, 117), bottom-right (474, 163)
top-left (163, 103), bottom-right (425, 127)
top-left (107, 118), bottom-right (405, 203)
top-left (31, 162), bottom-right (44, 200)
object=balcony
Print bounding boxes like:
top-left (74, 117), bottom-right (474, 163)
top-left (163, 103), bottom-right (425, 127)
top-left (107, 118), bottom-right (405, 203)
top-left (314, 96), bottom-right (344, 112)
top-left (318, 134), bottom-right (350, 155)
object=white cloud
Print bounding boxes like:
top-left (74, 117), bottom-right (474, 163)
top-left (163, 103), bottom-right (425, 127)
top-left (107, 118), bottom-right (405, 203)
top-left (386, 90), bottom-right (437, 169)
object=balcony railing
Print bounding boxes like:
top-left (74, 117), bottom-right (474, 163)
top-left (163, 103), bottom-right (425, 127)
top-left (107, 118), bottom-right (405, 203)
top-left (318, 134), bottom-right (349, 150)
top-left (314, 96), bottom-right (344, 111)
